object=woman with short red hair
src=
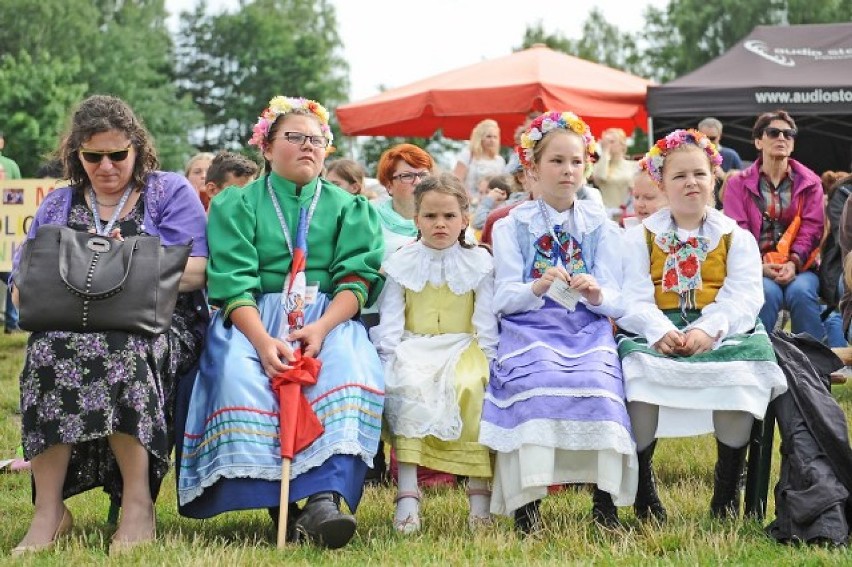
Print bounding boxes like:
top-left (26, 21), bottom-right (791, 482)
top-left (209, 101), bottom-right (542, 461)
top-left (372, 143), bottom-right (434, 284)
top-left (362, 144), bottom-right (435, 484)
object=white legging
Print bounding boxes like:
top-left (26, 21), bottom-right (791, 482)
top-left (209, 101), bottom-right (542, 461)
top-left (628, 401), bottom-right (754, 451)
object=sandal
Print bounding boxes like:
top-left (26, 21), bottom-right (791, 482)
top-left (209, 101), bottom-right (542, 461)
top-left (11, 507), bottom-right (73, 556)
top-left (393, 491), bottom-right (421, 534)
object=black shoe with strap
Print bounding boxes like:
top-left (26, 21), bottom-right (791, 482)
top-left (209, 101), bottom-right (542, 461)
top-left (710, 440), bottom-right (748, 519)
top-left (634, 440), bottom-right (667, 522)
top-left (514, 499), bottom-right (542, 535)
top-left (592, 487), bottom-right (620, 529)
top-left (292, 492), bottom-right (356, 549)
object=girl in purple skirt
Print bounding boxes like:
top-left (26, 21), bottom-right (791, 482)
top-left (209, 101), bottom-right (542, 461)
top-left (480, 112), bottom-right (637, 533)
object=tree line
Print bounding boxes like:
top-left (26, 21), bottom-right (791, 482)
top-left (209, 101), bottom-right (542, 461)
top-left (0, 0), bottom-right (846, 176)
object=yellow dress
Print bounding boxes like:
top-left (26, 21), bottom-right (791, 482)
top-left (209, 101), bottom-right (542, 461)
top-left (391, 283), bottom-right (492, 477)
top-left (371, 242), bottom-right (497, 479)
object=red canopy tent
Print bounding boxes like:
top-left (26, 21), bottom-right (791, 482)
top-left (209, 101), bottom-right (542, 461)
top-left (337, 45), bottom-right (652, 145)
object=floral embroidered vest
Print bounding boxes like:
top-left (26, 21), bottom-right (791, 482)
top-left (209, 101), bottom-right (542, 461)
top-left (648, 229), bottom-right (731, 310)
top-left (514, 220), bottom-right (599, 283)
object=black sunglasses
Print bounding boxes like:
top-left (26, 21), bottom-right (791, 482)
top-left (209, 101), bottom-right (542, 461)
top-left (763, 127), bottom-right (797, 140)
top-left (79, 146), bottom-right (132, 164)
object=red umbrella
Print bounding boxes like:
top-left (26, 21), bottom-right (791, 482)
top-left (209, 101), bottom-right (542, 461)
top-left (272, 207), bottom-right (324, 547)
top-left (337, 44), bottom-right (653, 144)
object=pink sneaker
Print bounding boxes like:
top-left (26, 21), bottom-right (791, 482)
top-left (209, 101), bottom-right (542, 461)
top-left (10, 459), bottom-right (30, 472)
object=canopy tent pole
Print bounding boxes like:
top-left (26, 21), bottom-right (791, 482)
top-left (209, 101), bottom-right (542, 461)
top-left (647, 116), bottom-right (654, 149)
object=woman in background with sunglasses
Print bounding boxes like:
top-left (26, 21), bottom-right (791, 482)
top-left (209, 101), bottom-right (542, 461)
top-left (9, 95), bottom-right (208, 555)
top-left (723, 110), bottom-right (825, 340)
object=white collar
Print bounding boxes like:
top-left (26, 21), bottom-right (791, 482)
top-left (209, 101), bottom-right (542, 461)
top-left (642, 207), bottom-right (736, 248)
top-left (510, 198), bottom-right (607, 241)
top-left (384, 240), bottom-right (493, 294)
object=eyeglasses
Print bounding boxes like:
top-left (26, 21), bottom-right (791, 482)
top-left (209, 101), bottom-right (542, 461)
top-left (79, 146), bottom-right (132, 164)
top-left (706, 136), bottom-right (719, 144)
top-left (763, 127), bottom-right (798, 140)
top-left (277, 132), bottom-right (330, 148)
top-left (391, 171), bottom-right (429, 184)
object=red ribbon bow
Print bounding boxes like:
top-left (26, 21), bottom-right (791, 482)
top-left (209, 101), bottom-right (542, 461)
top-left (270, 352), bottom-right (324, 459)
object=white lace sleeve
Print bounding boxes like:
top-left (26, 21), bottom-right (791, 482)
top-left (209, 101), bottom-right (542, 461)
top-left (615, 227), bottom-right (679, 345)
top-left (472, 268), bottom-right (499, 359)
top-left (369, 276), bottom-right (405, 362)
top-left (688, 228), bottom-right (763, 338)
top-left (584, 221), bottom-right (624, 319)
top-left (492, 216), bottom-right (543, 315)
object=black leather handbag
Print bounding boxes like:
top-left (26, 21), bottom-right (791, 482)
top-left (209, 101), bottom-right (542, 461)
top-left (16, 224), bottom-right (191, 335)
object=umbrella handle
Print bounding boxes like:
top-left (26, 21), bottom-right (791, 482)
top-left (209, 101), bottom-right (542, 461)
top-left (277, 458), bottom-right (291, 548)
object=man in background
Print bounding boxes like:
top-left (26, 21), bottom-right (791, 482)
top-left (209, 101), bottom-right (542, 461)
top-left (0, 131), bottom-right (21, 179)
top-left (698, 117), bottom-right (743, 173)
top-left (204, 151), bottom-right (259, 201)
top-left (699, 117), bottom-right (744, 211)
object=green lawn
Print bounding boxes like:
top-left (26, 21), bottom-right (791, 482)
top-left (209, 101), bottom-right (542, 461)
top-left (1, 332), bottom-right (851, 565)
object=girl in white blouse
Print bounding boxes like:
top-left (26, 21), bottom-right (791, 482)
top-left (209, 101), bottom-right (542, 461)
top-left (616, 130), bottom-right (787, 522)
top-left (370, 173), bottom-right (498, 533)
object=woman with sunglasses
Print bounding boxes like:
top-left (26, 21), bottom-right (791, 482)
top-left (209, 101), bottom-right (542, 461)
top-left (9, 95), bottom-right (208, 555)
top-left (723, 110), bottom-right (825, 340)
top-left (176, 96), bottom-right (384, 549)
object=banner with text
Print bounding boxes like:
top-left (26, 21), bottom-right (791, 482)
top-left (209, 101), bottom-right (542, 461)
top-left (0, 179), bottom-right (61, 272)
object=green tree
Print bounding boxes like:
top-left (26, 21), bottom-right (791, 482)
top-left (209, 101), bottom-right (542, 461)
top-left (517, 10), bottom-right (643, 76)
top-left (640, 0), bottom-right (850, 82)
top-left (0, 52), bottom-right (86, 175)
top-left (570, 8), bottom-right (643, 75)
top-left (356, 132), bottom-right (464, 176)
top-left (518, 21), bottom-right (574, 53)
top-left (176, 0), bottom-right (349, 158)
top-left (0, 0), bottom-right (201, 173)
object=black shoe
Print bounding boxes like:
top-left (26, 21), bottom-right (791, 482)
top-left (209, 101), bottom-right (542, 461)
top-left (592, 488), bottom-right (620, 529)
top-left (364, 441), bottom-right (387, 486)
top-left (634, 441), bottom-right (667, 522)
top-left (267, 503), bottom-right (302, 539)
top-left (514, 499), bottom-right (542, 535)
top-left (709, 440), bottom-right (748, 519)
top-left (292, 493), bottom-right (356, 549)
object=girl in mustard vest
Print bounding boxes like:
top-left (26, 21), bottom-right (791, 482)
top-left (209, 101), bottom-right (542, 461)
top-left (616, 129), bottom-right (787, 522)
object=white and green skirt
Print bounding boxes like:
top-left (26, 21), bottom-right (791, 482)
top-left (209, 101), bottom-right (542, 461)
top-left (616, 311), bottom-right (787, 438)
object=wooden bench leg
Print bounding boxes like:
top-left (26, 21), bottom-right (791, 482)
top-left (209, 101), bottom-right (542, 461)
top-left (744, 404), bottom-right (776, 520)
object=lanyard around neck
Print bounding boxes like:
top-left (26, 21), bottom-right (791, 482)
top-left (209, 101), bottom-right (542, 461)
top-left (265, 175), bottom-right (322, 259)
top-left (89, 185), bottom-right (134, 236)
top-left (537, 198), bottom-right (574, 271)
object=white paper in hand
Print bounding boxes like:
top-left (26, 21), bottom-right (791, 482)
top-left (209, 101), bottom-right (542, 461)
top-left (545, 278), bottom-right (581, 312)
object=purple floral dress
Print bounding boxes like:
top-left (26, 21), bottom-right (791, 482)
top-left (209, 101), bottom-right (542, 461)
top-left (19, 189), bottom-right (204, 503)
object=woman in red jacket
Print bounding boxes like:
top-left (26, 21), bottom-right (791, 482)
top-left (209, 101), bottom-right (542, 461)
top-left (723, 110), bottom-right (825, 340)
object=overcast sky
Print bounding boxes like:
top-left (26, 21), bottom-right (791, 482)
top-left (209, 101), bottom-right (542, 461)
top-left (165, 0), bottom-right (659, 102)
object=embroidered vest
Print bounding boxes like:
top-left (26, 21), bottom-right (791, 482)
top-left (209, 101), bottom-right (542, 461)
top-left (647, 228), bottom-right (731, 310)
top-left (514, 219), bottom-right (600, 283)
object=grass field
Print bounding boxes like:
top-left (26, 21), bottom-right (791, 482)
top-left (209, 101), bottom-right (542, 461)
top-left (1, 332), bottom-right (851, 565)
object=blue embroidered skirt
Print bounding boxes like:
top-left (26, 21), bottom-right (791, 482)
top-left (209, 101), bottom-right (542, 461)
top-left (176, 293), bottom-right (384, 518)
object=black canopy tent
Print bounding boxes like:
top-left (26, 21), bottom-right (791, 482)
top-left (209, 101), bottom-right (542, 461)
top-left (647, 23), bottom-right (852, 174)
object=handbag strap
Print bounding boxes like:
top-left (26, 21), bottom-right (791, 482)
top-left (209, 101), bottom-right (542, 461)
top-left (58, 235), bottom-right (138, 300)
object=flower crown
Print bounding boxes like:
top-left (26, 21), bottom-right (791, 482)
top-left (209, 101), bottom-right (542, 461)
top-left (641, 129), bottom-right (722, 184)
top-left (516, 111), bottom-right (598, 169)
top-left (248, 96), bottom-right (333, 152)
